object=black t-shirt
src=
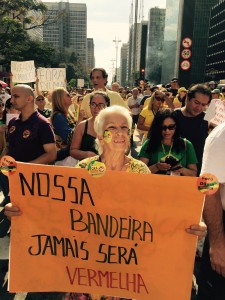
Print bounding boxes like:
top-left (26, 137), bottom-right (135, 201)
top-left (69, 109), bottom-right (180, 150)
top-left (174, 109), bottom-right (208, 174)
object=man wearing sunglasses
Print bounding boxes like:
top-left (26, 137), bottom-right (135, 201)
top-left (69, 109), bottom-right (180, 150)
top-left (166, 77), bottom-right (180, 97)
top-left (35, 95), bottom-right (52, 119)
top-left (174, 84), bottom-right (211, 175)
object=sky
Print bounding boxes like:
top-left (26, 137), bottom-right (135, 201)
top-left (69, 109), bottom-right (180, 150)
top-left (46, 0), bottom-right (166, 81)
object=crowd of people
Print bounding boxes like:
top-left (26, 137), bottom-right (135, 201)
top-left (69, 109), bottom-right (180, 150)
top-left (0, 68), bottom-right (225, 300)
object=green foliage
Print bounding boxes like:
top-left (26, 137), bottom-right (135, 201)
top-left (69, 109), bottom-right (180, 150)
top-left (0, 0), bottom-right (90, 84)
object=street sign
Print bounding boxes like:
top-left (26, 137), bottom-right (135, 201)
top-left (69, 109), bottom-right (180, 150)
top-left (180, 60), bottom-right (191, 71)
top-left (181, 49), bottom-right (192, 59)
top-left (182, 37), bottom-right (192, 48)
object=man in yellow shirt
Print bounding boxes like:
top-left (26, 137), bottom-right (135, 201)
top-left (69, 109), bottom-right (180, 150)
top-left (81, 68), bottom-right (128, 118)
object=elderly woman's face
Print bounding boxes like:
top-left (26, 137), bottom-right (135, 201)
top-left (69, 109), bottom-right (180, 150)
top-left (101, 113), bottom-right (130, 151)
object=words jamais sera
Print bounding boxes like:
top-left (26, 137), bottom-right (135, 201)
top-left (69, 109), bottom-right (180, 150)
top-left (19, 172), bottom-right (153, 266)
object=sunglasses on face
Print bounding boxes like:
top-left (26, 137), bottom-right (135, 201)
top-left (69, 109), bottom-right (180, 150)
top-left (172, 80), bottom-right (178, 83)
top-left (162, 124), bottom-right (176, 131)
top-left (36, 97), bottom-right (44, 101)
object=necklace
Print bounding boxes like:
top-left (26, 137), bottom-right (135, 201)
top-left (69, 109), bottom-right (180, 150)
top-left (161, 142), bottom-right (173, 157)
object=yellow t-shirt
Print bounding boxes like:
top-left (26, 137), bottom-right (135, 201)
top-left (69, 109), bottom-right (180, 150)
top-left (76, 155), bottom-right (150, 174)
top-left (139, 108), bottom-right (155, 135)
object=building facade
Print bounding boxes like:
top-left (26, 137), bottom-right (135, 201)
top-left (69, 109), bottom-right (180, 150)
top-left (87, 38), bottom-right (95, 71)
top-left (205, 0), bottom-right (225, 82)
top-left (176, 0), bottom-right (219, 87)
top-left (120, 43), bottom-right (128, 87)
top-left (145, 7), bottom-right (166, 84)
top-left (43, 2), bottom-right (87, 64)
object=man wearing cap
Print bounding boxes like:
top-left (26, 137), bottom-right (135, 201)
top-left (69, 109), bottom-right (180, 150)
top-left (173, 87), bottom-right (188, 108)
top-left (211, 88), bottom-right (223, 100)
top-left (208, 80), bottom-right (216, 91)
top-left (80, 68), bottom-right (128, 118)
top-left (167, 77), bottom-right (180, 97)
top-left (174, 84), bottom-right (211, 175)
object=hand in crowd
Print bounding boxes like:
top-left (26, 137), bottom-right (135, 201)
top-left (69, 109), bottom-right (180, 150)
top-left (4, 203), bottom-right (22, 219)
top-left (209, 235), bottom-right (225, 277)
top-left (0, 124), bottom-right (7, 134)
top-left (186, 221), bottom-right (207, 240)
top-left (156, 162), bottom-right (171, 171)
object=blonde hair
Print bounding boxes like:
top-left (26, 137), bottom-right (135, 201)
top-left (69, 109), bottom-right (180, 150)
top-left (51, 87), bottom-right (74, 121)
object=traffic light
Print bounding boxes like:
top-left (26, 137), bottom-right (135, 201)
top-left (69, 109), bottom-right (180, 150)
top-left (140, 68), bottom-right (145, 80)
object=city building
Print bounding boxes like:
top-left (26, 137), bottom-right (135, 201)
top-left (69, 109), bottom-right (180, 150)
top-left (127, 20), bottom-right (148, 85)
top-left (205, 0), bottom-right (225, 82)
top-left (43, 2), bottom-right (87, 64)
top-left (87, 38), bottom-right (95, 71)
top-left (161, 0), bottom-right (180, 84)
top-left (120, 43), bottom-right (128, 87)
top-left (145, 7), bottom-right (166, 84)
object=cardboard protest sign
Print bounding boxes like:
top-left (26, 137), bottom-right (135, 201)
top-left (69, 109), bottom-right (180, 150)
top-left (11, 61), bottom-right (35, 83)
top-left (204, 99), bottom-right (225, 125)
top-left (8, 163), bottom-right (204, 300)
top-left (77, 78), bottom-right (84, 87)
top-left (37, 68), bottom-right (66, 91)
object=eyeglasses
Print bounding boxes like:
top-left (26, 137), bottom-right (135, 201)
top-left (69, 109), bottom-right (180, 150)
top-left (155, 96), bottom-right (164, 102)
top-left (36, 97), bottom-right (44, 101)
top-left (90, 102), bottom-right (106, 109)
top-left (162, 124), bottom-right (176, 131)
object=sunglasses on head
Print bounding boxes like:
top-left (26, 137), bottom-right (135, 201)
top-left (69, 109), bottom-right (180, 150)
top-left (155, 95), bottom-right (164, 101)
top-left (162, 124), bottom-right (176, 131)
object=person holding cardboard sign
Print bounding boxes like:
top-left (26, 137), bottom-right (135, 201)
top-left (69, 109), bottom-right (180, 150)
top-left (5, 105), bottom-right (206, 300)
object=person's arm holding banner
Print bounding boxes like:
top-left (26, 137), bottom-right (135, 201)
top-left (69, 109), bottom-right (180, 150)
top-left (35, 75), bottom-right (42, 96)
top-left (9, 73), bottom-right (14, 90)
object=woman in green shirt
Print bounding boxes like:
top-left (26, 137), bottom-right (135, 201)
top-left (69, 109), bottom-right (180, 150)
top-left (138, 109), bottom-right (198, 176)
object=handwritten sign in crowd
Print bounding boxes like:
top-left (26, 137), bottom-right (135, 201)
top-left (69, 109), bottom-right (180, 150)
top-left (11, 61), bottom-right (35, 83)
top-left (9, 163), bottom-right (204, 300)
top-left (37, 68), bottom-right (66, 91)
top-left (204, 98), bottom-right (225, 125)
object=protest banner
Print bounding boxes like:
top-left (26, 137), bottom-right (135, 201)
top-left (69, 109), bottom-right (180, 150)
top-left (204, 98), bottom-right (225, 126)
top-left (37, 68), bottom-right (66, 91)
top-left (8, 162), bottom-right (204, 300)
top-left (77, 78), bottom-right (84, 88)
top-left (6, 114), bottom-right (19, 125)
top-left (11, 61), bottom-right (35, 83)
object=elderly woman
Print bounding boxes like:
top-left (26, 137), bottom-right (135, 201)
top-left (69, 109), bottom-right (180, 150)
top-left (70, 91), bottom-right (110, 160)
top-left (76, 105), bottom-right (150, 173)
top-left (138, 109), bottom-right (198, 176)
top-left (5, 106), bottom-right (206, 299)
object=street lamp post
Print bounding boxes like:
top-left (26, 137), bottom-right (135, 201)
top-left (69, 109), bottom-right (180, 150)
top-left (113, 37), bottom-right (121, 82)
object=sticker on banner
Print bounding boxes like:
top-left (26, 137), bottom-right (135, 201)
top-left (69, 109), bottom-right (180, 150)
top-left (0, 156), bottom-right (17, 176)
top-left (197, 173), bottom-right (219, 195)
